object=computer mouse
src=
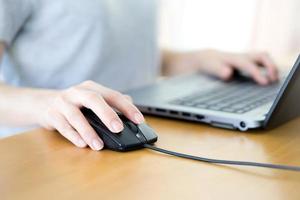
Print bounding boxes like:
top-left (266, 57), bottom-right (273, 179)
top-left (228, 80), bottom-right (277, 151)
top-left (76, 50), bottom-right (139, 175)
top-left (81, 108), bottom-right (158, 152)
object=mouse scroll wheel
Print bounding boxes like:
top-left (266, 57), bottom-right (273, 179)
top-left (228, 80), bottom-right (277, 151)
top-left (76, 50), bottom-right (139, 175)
top-left (126, 121), bottom-right (139, 133)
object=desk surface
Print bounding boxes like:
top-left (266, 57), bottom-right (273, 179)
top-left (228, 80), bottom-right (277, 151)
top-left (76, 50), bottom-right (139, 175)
top-left (1, 116), bottom-right (300, 200)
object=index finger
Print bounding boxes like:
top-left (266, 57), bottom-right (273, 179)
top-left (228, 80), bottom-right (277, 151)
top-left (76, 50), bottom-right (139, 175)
top-left (79, 82), bottom-right (144, 124)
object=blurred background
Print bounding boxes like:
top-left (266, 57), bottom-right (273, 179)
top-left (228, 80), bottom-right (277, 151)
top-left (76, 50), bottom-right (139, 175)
top-left (159, 0), bottom-right (300, 66)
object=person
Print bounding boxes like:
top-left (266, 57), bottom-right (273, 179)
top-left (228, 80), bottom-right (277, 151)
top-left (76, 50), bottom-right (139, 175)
top-left (0, 0), bottom-right (278, 151)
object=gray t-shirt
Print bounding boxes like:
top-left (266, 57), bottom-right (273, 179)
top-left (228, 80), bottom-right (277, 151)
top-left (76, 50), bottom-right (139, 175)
top-left (0, 0), bottom-right (160, 137)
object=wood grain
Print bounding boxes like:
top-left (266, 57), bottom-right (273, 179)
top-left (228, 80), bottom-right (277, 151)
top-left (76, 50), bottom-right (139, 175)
top-left (1, 116), bottom-right (300, 200)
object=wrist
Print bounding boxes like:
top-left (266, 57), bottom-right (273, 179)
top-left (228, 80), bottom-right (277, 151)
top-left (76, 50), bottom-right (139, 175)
top-left (162, 50), bottom-right (188, 75)
top-left (13, 87), bottom-right (59, 127)
top-left (30, 89), bottom-right (59, 127)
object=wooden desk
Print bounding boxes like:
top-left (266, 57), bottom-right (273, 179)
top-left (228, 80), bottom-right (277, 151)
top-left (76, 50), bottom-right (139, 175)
top-left (1, 116), bottom-right (300, 200)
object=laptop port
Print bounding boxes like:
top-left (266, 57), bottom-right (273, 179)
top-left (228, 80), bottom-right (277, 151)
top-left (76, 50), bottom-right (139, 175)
top-left (195, 115), bottom-right (204, 120)
top-left (169, 110), bottom-right (179, 115)
top-left (155, 108), bottom-right (167, 113)
top-left (182, 112), bottom-right (191, 117)
top-left (212, 121), bottom-right (235, 129)
top-left (240, 121), bottom-right (246, 128)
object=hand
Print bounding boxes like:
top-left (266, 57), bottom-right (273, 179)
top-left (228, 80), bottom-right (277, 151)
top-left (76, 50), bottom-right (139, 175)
top-left (163, 49), bottom-right (278, 85)
top-left (40, 81), bottom-right (144, 151)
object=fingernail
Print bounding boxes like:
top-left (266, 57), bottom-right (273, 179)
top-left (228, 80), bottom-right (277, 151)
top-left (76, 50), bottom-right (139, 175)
top-left (76, 139), bottom-right (87, 148)
top-left (92, 139), bottom-right (103, 151)
top-left (134, 113), bottom-right (144, 124)
top-left (110, 120), bottom-right (123, 132)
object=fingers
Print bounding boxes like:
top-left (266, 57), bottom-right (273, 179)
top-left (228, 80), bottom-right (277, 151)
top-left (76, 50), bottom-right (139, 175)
top-left (217, 65), bottom-right (234, 81)
top-left (66, 87), bottom-right (124, 133)
top-left (102, 90), bottom-right (144, 124)
top-left (200, 62), bottom-right (234, 81)
top-left (251, 53), bottom-right (278, 82)
top-left (57, 97), bottom-right (104, 150)
top-left (45, 80), bottom-right (145, 151)
top-left (79, 81), bottom-right (144, 124)
top-left (48, 110), bottom-right (87, 148)
top-left (229, 58), bottom-right (269, 85)
top-left (201, 51), bottom-right (278, 85)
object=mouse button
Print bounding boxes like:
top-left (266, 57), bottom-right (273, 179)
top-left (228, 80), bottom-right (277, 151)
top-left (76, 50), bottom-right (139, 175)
top-left (125, 121), bottom-right (139, 133)
top-left (82, 108), bottom-right (96, 119)
top-left (134, 132), bottom-right (147, 143)
top-left (87, 117), bottom-right (106, 131)
top-left (89, 123), bottom-right (121, 146)
top-left (101, 132), bottom-right (122, 150)
top-left (118, 114), bottom-right (129, 122)
top-left (115, 126), bottom-right (142, 145)
top-left (138, 123), bottom-right (158, 143)
top-left (82, 108), bottom-right (105, 127)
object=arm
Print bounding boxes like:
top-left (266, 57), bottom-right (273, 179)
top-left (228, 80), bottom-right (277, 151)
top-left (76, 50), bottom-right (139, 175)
top-left (0, 42), bottom-right (144, 151)
top-left (162, 49), bottom-right (278, 85)
top-left (0, 42), bottom-right (56, 126)
top-left (162, 50), bottom-right (200, 76)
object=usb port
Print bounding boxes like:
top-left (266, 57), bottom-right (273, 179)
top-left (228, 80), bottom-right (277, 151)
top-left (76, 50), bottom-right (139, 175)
top-left (195, 115), bottom-right (204, 120)
top-left (170, 110), bottom-right (179, 115)
top-left (156, 108), bottom-right (166, 113)
top-left (182, 112), bottom-right (191, 117)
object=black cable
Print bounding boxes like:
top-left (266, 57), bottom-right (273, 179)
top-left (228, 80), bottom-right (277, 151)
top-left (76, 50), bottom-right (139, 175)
top-left (143, 144), bottom-right (300, 172)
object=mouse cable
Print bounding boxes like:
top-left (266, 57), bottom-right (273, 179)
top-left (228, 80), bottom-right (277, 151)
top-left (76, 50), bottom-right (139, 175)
top-left (143, 144), bottom-right (300, 172)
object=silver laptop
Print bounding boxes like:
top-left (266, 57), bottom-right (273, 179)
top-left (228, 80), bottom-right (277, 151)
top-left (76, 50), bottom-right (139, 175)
top-left (127, 55), bottom-right (300, 131)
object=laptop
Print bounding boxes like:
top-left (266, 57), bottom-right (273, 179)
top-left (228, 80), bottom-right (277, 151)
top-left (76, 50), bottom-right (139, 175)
top-left (127, 55), bottom-right (300, 131)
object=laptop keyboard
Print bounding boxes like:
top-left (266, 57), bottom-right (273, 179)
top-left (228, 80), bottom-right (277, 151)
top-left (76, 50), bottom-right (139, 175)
top-left (170, 81), bottom-right (280, 114)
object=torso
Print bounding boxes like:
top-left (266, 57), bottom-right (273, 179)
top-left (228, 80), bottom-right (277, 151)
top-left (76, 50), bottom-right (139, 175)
top-left (2, 0), bottom-right (160, 91)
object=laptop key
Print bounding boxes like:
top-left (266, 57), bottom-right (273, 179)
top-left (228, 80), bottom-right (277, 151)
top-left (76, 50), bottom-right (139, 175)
top-left (169, 80), bottom-right (280, 114)
top-left (221, 108), bottom-right (235, 112)
top-left (195, 103), bottom-right (208, 109)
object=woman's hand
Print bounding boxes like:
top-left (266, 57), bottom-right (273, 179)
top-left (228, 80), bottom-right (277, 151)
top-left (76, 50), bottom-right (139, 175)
top-left (40, 81), bottom-right (144, 151)
top-left (163, 49), bottom-right (278, 85)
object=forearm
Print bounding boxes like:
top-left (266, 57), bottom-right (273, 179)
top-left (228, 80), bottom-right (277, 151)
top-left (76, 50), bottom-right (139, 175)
top-left (161, 50), bottom-right (204, 76)
top-left (0, 83), bottom-right (57, 126)
top-left (0, 42), bottom-right (54, 126)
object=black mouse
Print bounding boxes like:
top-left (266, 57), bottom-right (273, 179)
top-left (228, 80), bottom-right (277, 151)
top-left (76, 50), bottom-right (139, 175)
top-left (81, 108), bottom-right (158, 152)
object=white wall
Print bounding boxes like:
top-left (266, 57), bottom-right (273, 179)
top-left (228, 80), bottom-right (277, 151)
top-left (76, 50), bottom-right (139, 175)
top-left (160, 0), bottom-right (257, 52)
top-left (159, 0), bottom-right (299, 63)
top-left (252, 0), bottom-right (300, 59)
